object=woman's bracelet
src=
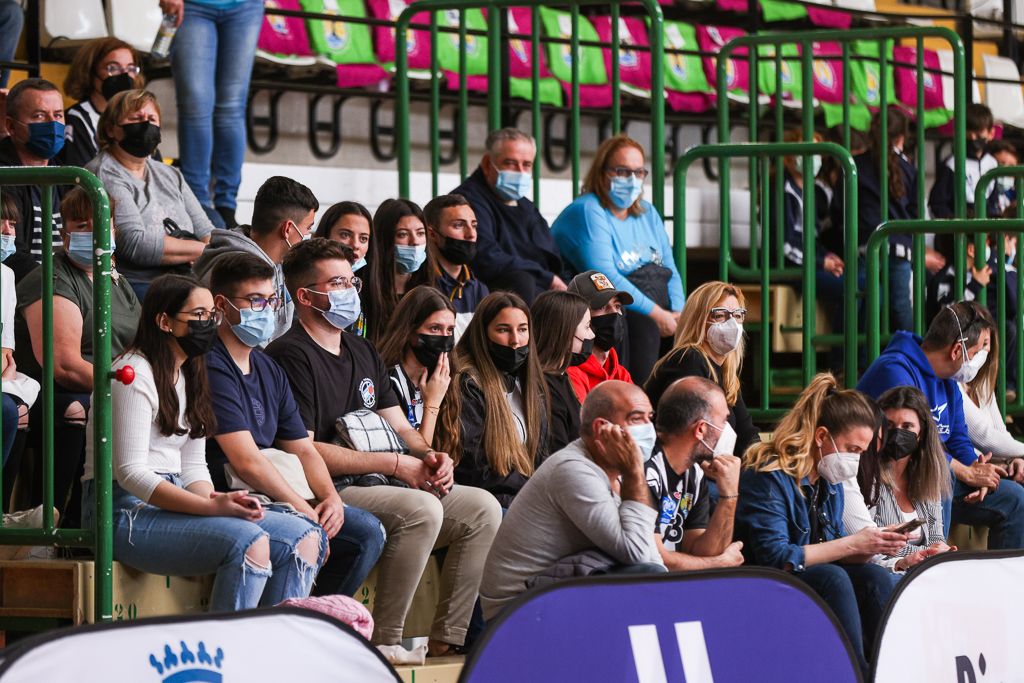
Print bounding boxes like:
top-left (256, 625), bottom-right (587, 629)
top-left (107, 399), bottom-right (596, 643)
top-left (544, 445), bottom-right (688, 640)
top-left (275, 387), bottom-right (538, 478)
top-left (392, 452), bottom-right (400, 477)
top-left (425, 404), bottom-right (440, 415)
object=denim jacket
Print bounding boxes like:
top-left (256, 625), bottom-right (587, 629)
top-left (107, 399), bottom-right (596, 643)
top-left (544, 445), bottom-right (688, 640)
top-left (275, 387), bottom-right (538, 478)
top-left (736, 468), bottom-right (846, 572)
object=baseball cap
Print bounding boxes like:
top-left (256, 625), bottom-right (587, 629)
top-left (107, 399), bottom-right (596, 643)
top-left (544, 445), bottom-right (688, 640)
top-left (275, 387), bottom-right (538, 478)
top-left (567, 270), bottom-right (634, 309)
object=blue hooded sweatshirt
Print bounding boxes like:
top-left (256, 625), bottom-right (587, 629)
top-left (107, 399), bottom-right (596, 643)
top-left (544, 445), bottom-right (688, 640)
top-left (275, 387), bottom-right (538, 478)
top-left (856, 330), bottom-right (976, 466)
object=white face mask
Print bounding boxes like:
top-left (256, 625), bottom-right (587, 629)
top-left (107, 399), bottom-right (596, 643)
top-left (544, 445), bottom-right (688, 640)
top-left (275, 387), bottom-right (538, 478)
top-left (699, 419), bottom-right (737, 459)
top-left (950, 344), bottom-right (988, 384)
top-left (816, 434), bottom-right (861, 484)
top-left (628, 422), bottom-right (657, 463)
top-left (707, 318), bottom-right (743, 356)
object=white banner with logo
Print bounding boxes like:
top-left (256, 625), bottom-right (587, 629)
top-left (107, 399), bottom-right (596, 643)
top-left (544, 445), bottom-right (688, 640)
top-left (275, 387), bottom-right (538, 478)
top-left (0, 607), bottom-right (399, 683)
top-left (874, 551), bottom-right (1024, 683)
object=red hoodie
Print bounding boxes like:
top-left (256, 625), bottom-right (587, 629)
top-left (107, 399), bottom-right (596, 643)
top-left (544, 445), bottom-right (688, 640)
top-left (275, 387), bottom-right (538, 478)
top-left (567, 347), bottom-right (634, 403)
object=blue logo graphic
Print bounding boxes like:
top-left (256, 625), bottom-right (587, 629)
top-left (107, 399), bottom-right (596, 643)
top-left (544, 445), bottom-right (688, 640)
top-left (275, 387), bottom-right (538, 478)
top-left (149, 641), bottom-right (224, 682)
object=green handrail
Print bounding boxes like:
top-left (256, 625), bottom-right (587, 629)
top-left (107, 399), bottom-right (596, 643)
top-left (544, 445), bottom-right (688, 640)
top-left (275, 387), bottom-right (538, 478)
top-left (974, 166), bottom-right (1024, 415)
top-left (715, 27), bottom-right (968, 309)
top-left (674, 142), bottom-right (859, 399)
top-left (394, 0), bottom-right (666, 214)
top-left (0, 167), bottom-right (113, 623)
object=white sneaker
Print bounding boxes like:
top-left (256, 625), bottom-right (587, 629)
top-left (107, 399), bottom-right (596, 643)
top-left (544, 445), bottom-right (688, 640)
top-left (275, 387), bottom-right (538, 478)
top-left (0, 506), bottom-right (60, 560)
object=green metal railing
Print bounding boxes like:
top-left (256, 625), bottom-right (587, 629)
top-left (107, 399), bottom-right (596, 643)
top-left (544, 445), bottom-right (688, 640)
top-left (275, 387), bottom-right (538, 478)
top-left (394, 0), bottom-right (666, 214)
top-left (716, 27), bottom-right (967, 339)
top-left (675, 141), bottom-right (858, 419)
top-left (0, 168), bottom-right (113, 623)
top-left (974, 166), bottom-right (1024, 415)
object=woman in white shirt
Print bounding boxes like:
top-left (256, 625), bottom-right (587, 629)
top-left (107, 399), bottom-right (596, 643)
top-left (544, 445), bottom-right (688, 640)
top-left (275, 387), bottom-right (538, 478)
top-left (82, 274), bottom-right (325, 611)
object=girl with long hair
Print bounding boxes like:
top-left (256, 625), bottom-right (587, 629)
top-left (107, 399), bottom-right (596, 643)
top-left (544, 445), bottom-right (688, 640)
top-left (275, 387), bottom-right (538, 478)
top-left (314, 201), bottom-right (372, 275)
top-left (438, 292), bottom-right (549, 508)
top-left (646, 281), bottom-right (757, 457)
top-left (81, 275), bottom-right (325, 612)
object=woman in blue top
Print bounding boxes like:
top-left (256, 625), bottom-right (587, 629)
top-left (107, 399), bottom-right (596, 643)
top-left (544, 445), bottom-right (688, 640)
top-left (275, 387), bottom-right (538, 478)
top-left (737, 373), bottom-right (909, 674)
top-left (551, 134), bottom-right (684, 384)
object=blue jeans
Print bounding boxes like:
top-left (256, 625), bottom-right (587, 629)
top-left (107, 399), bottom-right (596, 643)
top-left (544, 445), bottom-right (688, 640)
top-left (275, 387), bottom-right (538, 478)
top-left (1, 394), bottom-right (17, 465)
top-left (797, 562), bottom-right (894, 674)
top-left (170, 0), bottom-right (264, 211)
top-left (313, 505), bottom-right (386, 597)
top-left (83, 476), bottom-right (326, 612)
top-left (0, 0), bottom-right (23, 88)
top-left (951, 476), bottom-right (1024, 550)
top-left (888, 255), bottom-right (913, 333)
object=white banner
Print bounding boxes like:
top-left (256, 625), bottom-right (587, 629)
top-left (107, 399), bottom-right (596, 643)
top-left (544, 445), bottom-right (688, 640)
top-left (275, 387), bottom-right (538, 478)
top-left (0, 608), bottom-right (399, 683)
top-left (874, 551), bottom-right (1024, 683)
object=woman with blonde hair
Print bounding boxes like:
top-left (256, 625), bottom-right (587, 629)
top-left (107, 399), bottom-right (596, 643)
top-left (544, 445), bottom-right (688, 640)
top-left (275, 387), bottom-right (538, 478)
top-left (645, 281), bottom-right (757, 457)
top-left (438, 291), bottom-right (548, 508)
top-left (737, 373), bottom-right (909, 673)
top-left (551, 134), bottom-right (684, 383)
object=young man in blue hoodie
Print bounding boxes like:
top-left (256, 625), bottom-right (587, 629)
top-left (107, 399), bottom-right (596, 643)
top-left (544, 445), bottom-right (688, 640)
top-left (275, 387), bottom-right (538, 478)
top-left (857, 301), bottom-right (1024, 549)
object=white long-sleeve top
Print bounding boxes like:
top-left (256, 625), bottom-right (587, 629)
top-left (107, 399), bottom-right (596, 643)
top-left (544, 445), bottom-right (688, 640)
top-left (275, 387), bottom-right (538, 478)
top-left (84, 352), bottom-right (212, 502)
top-left (957, 382), bottom-right (1024, 459)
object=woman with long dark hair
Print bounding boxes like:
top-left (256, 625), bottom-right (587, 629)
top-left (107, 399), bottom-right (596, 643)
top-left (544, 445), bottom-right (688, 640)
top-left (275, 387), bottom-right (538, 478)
top-left (81, 274), bottom-right (325, 611)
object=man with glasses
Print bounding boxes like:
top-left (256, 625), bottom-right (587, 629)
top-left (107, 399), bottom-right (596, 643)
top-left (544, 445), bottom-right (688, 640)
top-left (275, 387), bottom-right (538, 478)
top-left (205, 252), bottom-right (384, 598)
top-left (858, 300), bottom-right (1024, 550)
top-left (266, 238), bottom-right (501, 655)
top-left (452, 127), bottom-right (570, 305)
top-left (195, 176), bottom-right (318, 343)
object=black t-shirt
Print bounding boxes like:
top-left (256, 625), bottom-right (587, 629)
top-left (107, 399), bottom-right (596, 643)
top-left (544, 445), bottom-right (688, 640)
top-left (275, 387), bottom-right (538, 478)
top-left (265, 323), bottom-right (400, 442)
top-left (645, 450), bottom-right (710, 552)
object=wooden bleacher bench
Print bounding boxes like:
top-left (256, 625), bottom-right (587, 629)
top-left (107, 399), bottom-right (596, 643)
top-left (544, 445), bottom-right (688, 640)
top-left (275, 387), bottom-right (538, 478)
top-left (735, 284), bottom-right (833, 354)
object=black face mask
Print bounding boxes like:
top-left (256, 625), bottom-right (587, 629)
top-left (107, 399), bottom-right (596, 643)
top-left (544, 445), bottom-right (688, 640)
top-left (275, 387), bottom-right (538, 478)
top-left (174, 319), bottom-right (218, 359)
top-left (101, 73), bottom-right (135, 101)
top-left (489, 340), bottom-right (529, 375)
top-left (570, 337), bottom-right (595, 367)
top-left (438, 236), bottom-right (477, 265)
top-left (411, 333), bottom-right (454, 375)
top-left (881, 427), bottom-right (919, 461)
top-left (119, 121), bottom-right (161, 159)
top-left (591, 312), bottom-right (625, 351)
top-left (968, 137), bottom-right (988, 158)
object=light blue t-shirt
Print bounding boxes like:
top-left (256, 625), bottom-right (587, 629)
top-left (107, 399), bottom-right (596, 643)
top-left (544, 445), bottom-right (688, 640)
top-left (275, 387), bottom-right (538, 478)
top-left (551, 192), bottom-right (685, 315)
top-left (187, 0), bottom-right (249, 8)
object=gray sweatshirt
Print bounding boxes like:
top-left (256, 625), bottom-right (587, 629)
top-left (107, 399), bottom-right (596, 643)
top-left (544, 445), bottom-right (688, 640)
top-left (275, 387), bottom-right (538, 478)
top-left (87, 151), bottom-right (213, 285)
top-left (479, 439), bottom-right (661, 620)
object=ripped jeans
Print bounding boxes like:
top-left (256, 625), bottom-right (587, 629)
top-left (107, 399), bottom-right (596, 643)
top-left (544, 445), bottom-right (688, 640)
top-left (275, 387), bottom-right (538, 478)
top-left (82, 475), bottom-right (326, 612)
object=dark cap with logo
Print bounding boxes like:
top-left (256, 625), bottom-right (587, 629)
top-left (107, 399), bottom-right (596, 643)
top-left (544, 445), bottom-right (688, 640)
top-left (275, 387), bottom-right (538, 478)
top-left (567, 270), bottom-right (634, 309)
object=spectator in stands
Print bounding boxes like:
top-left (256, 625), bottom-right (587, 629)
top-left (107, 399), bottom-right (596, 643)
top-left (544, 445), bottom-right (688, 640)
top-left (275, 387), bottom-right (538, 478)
top-left (87, 90), bottom-right (213, 301)
top-left (362, 199), bottom-right (435, 346)
top-left (425, 194), bottom-right (489, 339)
top-left (194, 176), bottom-right (318, 343)
top-left (552, 134), bottom-right (684, 383)
top-left (532, 291), bottom-right (592, 454)
top-left (438, 292), bottom-right (549, 508)
top-left (16, 188), bottom-right (140, 526)
top-left (0, 78), bottom-right (67, 281)
top-left (815, 126), bottom-right (868, 240)
top-left (987, 139), bottom-right (1019, 215)
top-left (646, 281), bottom-right (757, 458)
top-left (266, 238), bottom-right (501, 656)
top-left (857, 302), bottom-right (1024, 549)
top-left (479, 380), bottom-right (665, 619)
top-left (61, 38), bottom-right (144, 167)
top-left (0, 0), bottom-right (22, 89)
top-left (452, 128), bottom-right (569, 305)
top-left (566, 270), bottom-right (634, 401)
top-left (1, 195), bottom-right (32, 471)
top-left (204, 253), bottom-right (384, 597)
top-left (842, 387), bottom-right (954, 574)
top-left (82, 273), bottom-right (326, 612)
top-left (165, 0), bottom-right (265, 229)
top-left (314, 201), bottom-right (372, 276)
top-left (929, 103), bottom-right (1000, 220)
top-left (737, 374), bottom-right (906, 672)
top-left (377, 286), bottom-right (457, 448)
top-left (958, 324), bottom-right (1024, 464)
top-left (648, 377), bottom-right (745, 570)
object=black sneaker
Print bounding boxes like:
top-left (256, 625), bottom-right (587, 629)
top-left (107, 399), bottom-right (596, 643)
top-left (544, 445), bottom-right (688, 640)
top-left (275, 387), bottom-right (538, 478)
top-left (216, 206), bottom-right (238, 229)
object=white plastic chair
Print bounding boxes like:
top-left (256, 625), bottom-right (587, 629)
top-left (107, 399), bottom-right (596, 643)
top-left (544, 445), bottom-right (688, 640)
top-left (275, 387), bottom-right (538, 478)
top-left (105, 0), bottom-right (163, 53)
top-left (832, 0), bottom-right (876, 12)
top-left (981, 54), bottom-right (1024, 128)
top-left (937, 49), bottom-right (982, 112)
top-left (41, 0), bottom-right (107, 46)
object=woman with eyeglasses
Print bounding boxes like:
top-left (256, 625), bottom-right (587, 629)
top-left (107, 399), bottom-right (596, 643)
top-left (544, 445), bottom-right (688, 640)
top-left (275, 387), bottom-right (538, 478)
top-left (61, 38), bottom-right (147, 167)
top-left (551, 134), bottom-right (684, 384)
top-left (646, 281), bottom-right (757, 458)
top-left (737, 374), bottom-right (908, 674)
top-left (81, 274), bottom-right (325, 612)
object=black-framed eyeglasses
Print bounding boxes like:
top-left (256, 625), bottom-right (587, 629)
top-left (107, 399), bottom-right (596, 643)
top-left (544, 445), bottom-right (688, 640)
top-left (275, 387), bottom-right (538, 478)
top-left (708, 307), bottom-right (747, 324)
top-left (227, 295), bottom-right (281, 313)
top-left (101, 63), bottom-right (141, 78)
top-left (176, 309), bottom-right (223, 324)
top-left (306, 275), bottom-right (362, 293)
top-left (606, 166), bottom-right (649, 180)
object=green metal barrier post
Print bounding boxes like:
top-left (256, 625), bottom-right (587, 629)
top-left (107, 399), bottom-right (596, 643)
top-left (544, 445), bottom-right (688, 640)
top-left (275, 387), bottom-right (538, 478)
top-left (0, 168), bottom-right (113, 623)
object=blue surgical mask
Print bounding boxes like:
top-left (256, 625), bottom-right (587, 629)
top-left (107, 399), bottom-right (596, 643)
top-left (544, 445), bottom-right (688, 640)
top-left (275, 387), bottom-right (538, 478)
top-left (494, 162), bottom-right (532, 202)
top-left (21, 120), bottom-right (66, 159)
top-left (228, 303), bottom-right (277, 348)
top-left (0, 235), bottom-right (15, 262)
top-left (394, 244), bottom-right (426, 274)
top-left (627, 422), bottom-right (657, 462)
top-left (310, 286), bottom-right (362, 330)
top-left (609, 176), bottom-right (643, 209)
top-left (67, 231), bottom-right (116, 268)
top-left (352, 256), bottom-right (367, 272)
